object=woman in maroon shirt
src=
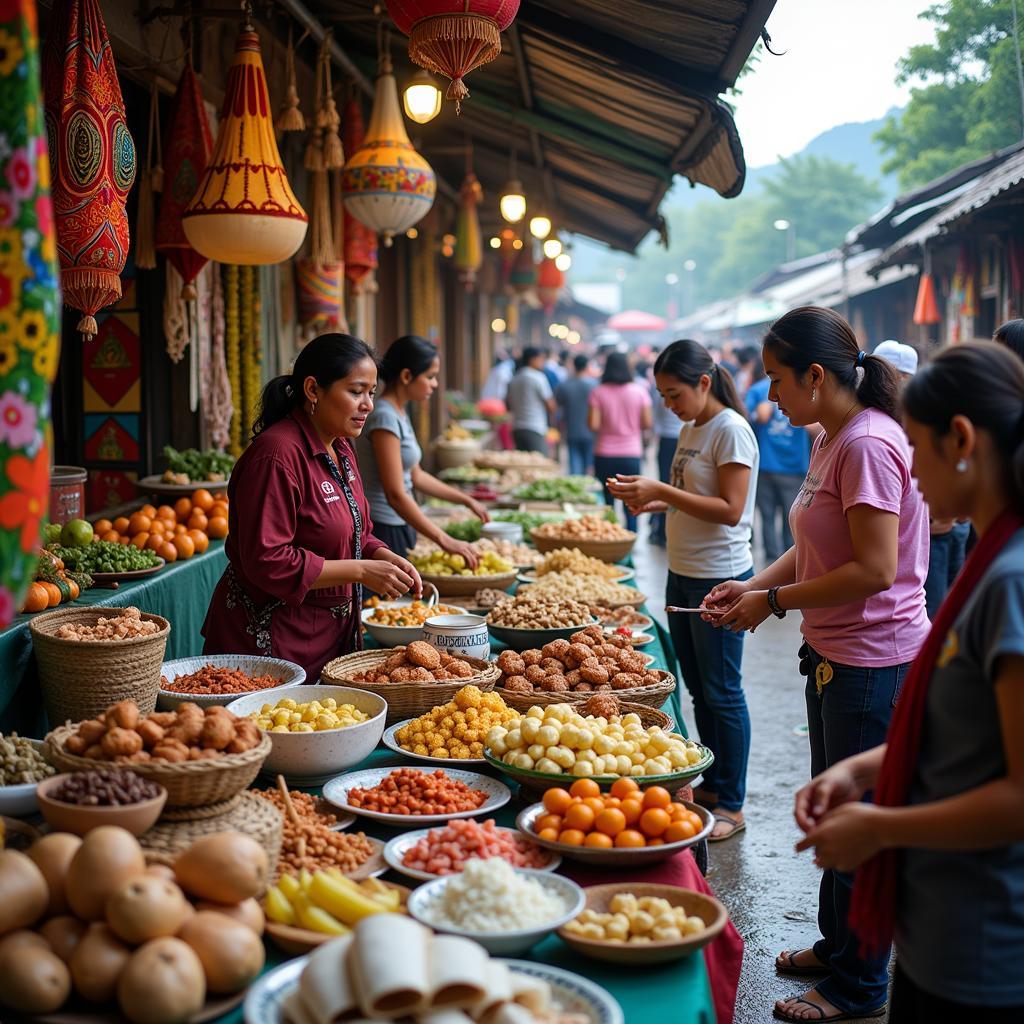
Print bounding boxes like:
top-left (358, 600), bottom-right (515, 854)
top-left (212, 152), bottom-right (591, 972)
top-left (202, 334), bottom-right (422, 682)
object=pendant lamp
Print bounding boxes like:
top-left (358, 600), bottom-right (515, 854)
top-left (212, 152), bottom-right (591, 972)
top-left (342, 98), bottom-right (378, 294)
top-left (43, 0), bottom-right (136, 341)
top-left (182, 22), bottom-right (307, 265)
top-left (156, 64), bottom-right (213, 300)
top-left (537, 257), bottom-right (564, 313)
top-left (343, 51), bottom-right (436, 247)
top-left (386, 1), bottom-right (520, 109)
top-left (455, 171), bottom-right (483, 289)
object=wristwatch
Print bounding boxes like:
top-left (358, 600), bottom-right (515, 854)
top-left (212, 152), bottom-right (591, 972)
top-left (767, 587), bottom-right (787, 619)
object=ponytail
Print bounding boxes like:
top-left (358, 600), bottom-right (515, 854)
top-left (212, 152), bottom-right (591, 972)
top-left (379, 334), bottom-right (438, 387)
top-left (252, 333), bottom-right (377, 436)
top-left (903, 340), bottom-right (1024, 508)
top-left (653, 339), bottom-right (745, 416)
top-left (764, 305), bottom-right (900, 420)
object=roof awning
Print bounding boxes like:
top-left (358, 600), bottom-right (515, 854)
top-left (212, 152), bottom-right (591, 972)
top-left (311, 0), bottom-right (775, 252)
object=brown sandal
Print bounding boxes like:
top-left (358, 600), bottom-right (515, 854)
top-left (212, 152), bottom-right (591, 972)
top-left (708, 811), bottom-right (745, 842)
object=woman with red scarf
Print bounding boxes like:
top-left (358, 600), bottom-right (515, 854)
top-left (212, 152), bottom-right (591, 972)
top-left (796, 341), bottom-right (1024, 1022)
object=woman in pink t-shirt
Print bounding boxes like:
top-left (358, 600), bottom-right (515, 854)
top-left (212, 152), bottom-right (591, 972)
top-left (589, 352), bottom-right (652, 530)
top-left (704, 307), bottom-right (929, 1023)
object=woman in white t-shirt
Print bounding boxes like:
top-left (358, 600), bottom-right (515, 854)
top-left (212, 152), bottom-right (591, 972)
top-left (609, 339), bottom-right (759, 840)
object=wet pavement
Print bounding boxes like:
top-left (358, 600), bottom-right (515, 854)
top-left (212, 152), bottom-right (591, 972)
top-left (632, 538), bottom-right (889, 1023)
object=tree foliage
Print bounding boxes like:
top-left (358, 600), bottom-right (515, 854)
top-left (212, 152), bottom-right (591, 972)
top-left (876, 0), bottom-right (1024, 189)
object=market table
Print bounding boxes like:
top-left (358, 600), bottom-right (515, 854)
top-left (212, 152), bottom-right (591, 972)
top-left (0, 541), bottom-right (227, 735)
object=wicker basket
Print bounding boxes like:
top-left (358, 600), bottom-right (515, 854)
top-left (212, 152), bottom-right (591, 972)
top-left (29, 606), bottom-right (171, 724)
top-left (141, 792), bottom-right (283, 877)
top-left (418, 571), bottom-right (517, 598)
top-left (43, 723), bottom-right (272, 808)
top-left (529, 529), bottom-right (636, 563)
top-left (497, 669), bottom-right (676, 712)
top-left (321, 649), bottom-right (501, 725)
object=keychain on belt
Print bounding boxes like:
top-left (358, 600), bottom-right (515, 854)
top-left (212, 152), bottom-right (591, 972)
top-left (815, 657), bottom-right (834, 695)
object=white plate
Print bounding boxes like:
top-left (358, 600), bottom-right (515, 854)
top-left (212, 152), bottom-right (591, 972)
top-left (322, 765), bottom-right (511, 825)
top-left (242, 955), bottom-right (623, 1024)
top-left (383, 825), bottom-right (562, 881)
top-left (517, 565), bottom-right (635, 585)
top-left (603, 629), bottom-right (655, 647)
top-left (600, 611), bottom-right (653, 631)
top-left (381, 720), bottom-right (487, 766)
top-left (137, 474), bottom-right (230, 496)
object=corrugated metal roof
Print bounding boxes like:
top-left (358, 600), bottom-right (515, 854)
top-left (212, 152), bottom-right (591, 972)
top-left (312, 0), bottom-right (774, 251)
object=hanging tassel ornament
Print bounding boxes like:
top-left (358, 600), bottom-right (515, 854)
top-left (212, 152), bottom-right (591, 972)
top-left (276, 24), bottom-right (306, 133)
top-left (318, 35), bottom-right (344, 170)
top-left (134, 80), bottom-right (162, 270)
top-left (225, 264), bottom-right (242, 455)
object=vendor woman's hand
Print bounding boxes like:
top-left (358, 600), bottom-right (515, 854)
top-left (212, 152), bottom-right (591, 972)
top-left (795, 802), bottom-right (886, 872)
top-left (794, 763), bottom-right (865, 834)
top-left (362, 553), bottom-right (416, 600)
top-left (439, 535), bottom-right (480, 569)
top-left (377, 547), bottom-right (423, 598)
top-left (465, 498), bottom-right (491, 523)
top-left (606, 474), bottom-right (662, 508)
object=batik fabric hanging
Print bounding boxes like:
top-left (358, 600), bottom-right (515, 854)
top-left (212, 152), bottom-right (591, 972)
top-left (455, 171), bottom-right (482, 289)
top-left (342, 97), bottom-right (377, 294)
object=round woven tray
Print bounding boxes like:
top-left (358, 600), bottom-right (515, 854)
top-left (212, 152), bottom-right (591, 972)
top-left (417, 571), bottom-right (517, 598)
top-left (29, 606), bottom-right (170, 723)
top-left (496, 669), bottom-right (676, 712)
top-left (529, 530), bottom-right (636, 563)
top-left (141, 791), bottom-right (283, 877)
top-left (321, 649), bottom-right (500, 725)
top-left (43, 723), bottom-right (272, 808)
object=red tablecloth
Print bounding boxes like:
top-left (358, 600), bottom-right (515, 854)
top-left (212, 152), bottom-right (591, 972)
top-left (561, 849), bottom-right (743, 1024)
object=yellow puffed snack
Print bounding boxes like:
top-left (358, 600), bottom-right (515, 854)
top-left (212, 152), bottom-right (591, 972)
top-left (394, 685), bottom-right (518, 758)
top-left (251, 698), bottom-right (369, 733)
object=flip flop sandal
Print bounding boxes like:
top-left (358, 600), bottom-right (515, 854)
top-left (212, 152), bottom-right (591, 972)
top-left (775, 949), bottom-right (830, 976)
top-left (708, 811), bottom-right (746, 842)
top-left (772, 997), bottom-right (886, 1022)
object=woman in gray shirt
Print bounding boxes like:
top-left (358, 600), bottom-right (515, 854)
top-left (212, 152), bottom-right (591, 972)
top-left (355, 336), bottom-right (489, 560)
top-left (795, 342), bottom-right (1024, 1022)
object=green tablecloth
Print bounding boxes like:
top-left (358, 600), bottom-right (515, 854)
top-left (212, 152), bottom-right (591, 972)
top-left (0, 542), bottom-right (227, 735)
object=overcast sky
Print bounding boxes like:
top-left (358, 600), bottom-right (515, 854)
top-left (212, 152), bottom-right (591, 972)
top-left (732, 0), bottom-right (939, 168)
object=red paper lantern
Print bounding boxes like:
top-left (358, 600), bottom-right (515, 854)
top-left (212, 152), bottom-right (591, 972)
top-left (386, 1), bottom-right (520, 105)
top-left (537, 257), bottom-right (564, 313)
top-left (913, 272), bottom-right (940, 326)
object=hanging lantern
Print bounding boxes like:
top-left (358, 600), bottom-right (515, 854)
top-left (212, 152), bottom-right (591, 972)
top-left (509, 245), bottom-right (536, 296)
top-left (455, 172), bottom-right (483, 289)
top-left (156, 64), bottom-right (213, 300)
top-left (342, 99), bottom-right (378, 293)
top-left (183, 23), bottom-right (307, 265)
top-left (913, 272), bottom-right (940, 325)
top-left (537, 257), bottom-right (564, 314)
top-left (386, 1), bottom-right (520, 109)
top-left (43, 0), bottom-right (136, 341)
top-left (343, 52), bottom-right (436, 247)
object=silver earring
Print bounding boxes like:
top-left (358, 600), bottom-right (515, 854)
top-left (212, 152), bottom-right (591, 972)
top-left (310, 400), bottom-right (318, 418)
top-left (811, 387), bottom-right (817, 403)
top-left (956, 458), bottom-right (968, 473)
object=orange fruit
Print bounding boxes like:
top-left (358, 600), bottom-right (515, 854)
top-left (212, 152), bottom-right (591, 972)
top-left (647, 838), bottom-right (665, 846)
top-left (159, 516), bottom-right (177, 533)
top-left (127, 513), bottom-right (152, 535)
top-left (100, 530), bottom-right (120, 543)
top-left (537, 827), bottom-right (560, 843)
top-left (687, 811), bottom-right (704, 832)
top-left (113, 516), bottom-right (130, 534)
top-left (610, 777), bottom-right (640, 800)
top-left (187, 529), bottom-right (209, 554)
top-left (206, 516), bottom-right (228, 539)
top-left (131, 532), bottom-right (150, 550)
top-left (613, 829), bottom-right (646, 849)
top-left (174, 497), bottom-right (193, 521)
top-left (174, 523), bottom-right (187, 536)
top-left (159, 541), bottom-right (178, 563)
top-left (542, 788), bottom-right (573, 815)
top-left (192, 488), bottom-right (215, 512)
top-left (93, 518), bottom-right (113, 535)
top-left (156, 505), bottom-right (176, 521)
top-left (595, 807), bottom-right (627, 837)
top-left (583, 797), bottom-right (605, 815)
top-left (146, 535), bottom-right (165, 552)
top-left (670, 803), bottom-right (687, 820)
top-left (187, 511), bottom-right (209, 532)
top-left (603, 797), bottom-right (622, 809)
top-left (620, 798), bottom-right (643, 826)
top-left (569, 778), bottom-right (601, 800)
top-left (172, 534), bottom-right (195, 560)
top-left (583, 831), bottom-right (614, 849)
top-left (639, 808), bottom-right (671, 838)
top-left (118, 535), bottom-right (131, 545)
top-left (557, 829), bottom-right (585, 847)
top-left (140, 504), bottom-right (157, 518)
top-left (664, 820), bottom-right (696, 843)
top-left (642, 786), bottom-right (672, 810)
top-left (563, 803), bottom-right (596, 832)
top-left (148, 520), bottom-right (165, 537)
top-left (210, 500), bottom-right (229, 518)
top-left (536, 813), bottom-right (563, 834)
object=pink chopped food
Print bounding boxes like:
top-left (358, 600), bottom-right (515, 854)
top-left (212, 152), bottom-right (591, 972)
top-left (401, 818), bottom-right (550, 875)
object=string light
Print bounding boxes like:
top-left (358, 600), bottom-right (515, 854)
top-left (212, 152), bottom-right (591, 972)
top-left (491, 317), bottom-right (506, 333)
top-left (542, 238), bottom-right (562, 259)
top-left (489, 236), bottom-right (501, 249)
top-left (555, 252), bottom-right (572, 272)
top-left (529, 214), bottom-right (551, 239)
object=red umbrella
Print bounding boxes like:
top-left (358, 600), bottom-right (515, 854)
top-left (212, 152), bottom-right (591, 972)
top-left (608, 309), bottom-right (667, 332)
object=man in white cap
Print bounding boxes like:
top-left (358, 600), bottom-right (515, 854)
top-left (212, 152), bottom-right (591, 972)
top-left (872, 339), bottom-right (918, 380)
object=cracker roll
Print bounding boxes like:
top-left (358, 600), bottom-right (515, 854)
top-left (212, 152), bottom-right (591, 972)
top-left (481, 1005), bottom-right (536, 1024)
top-left (298, 936), bottom-right (358, 1024)
top-left (353, 913), bottom-right (431, 1018)
top-left (509, 974), bottom-right (551, 1014)
top-left (417, 1013), bottom-right (475, 1024)
top-left (427, 935), bottom-right (489, 1009)
top-left (472, 961), bottom-right (513, 1017)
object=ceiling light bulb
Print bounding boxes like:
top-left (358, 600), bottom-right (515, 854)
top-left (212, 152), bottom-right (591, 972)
top-left (567, 330), bottom-right (580, 345)
top-left (512, 238), bottom-right (523, 250)
top-left (543, 238), bottom-right (562, 260)
top-left (499, 180), bottom-right (527, 223)
top-left (406, 227), bottom-right (419, 239)
top-left (402, 69), bottom-right (443, 124)
top-left (555, 252), bottom-right (572, 272)
top-left (491, 318), bottom-right (507, 333)
top-left (529, 214), bottom-right (552, 239)
top-left (548, 323), bottom-right (560, 337)
top-left (489, 236), bottom-right (501, 249)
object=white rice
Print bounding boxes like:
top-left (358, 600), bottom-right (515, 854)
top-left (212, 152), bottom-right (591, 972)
top-left (423, 858), bottom-right (566, 933)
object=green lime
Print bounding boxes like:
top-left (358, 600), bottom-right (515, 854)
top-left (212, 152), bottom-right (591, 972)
top-left (61, 519), bottom-right (95, 548)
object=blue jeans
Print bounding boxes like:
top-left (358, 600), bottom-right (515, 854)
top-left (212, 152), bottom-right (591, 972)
top-left (755, 471), bottom-right (803, 563)
top-left (649, 435), bottom-right (677, 544)
top-left (594, 454), bottom-right (642, 532)
top-left (567, 438), bottom-right (594, 477)
top-left (924, 522), bottom-right (970, 619)
top-left (803, 643), bottom-right (909, 1014)
top-left (665, 568), bottom-right (752, 811)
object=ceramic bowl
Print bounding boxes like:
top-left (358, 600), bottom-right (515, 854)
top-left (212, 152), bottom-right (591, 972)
top-left (361, 601), bottom-right (467, 648)
top-left (0, 740), bottom-right (51, 817)
top-left (406, 869), bottom-right (585, 955)
top-left (157, 655), bottom-right (306, 711)
top-left (485, 618), bottom-right (600, 652)
top-left (225, 685), bottom-right (387, 785)
top-left (36, 773), bottom-right (167, 836)
top-left (422, 613), bottom-right (491, 660)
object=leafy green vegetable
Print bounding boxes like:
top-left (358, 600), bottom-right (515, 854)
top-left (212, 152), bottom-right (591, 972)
top-left (511, 478), bottom-right (598, 503)
top-left (442, 518), bottom-right (483, 541)
top-left (163, 446), bottom-right (235, 482)
top-left (50, 541), bottom-right (162, 575)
